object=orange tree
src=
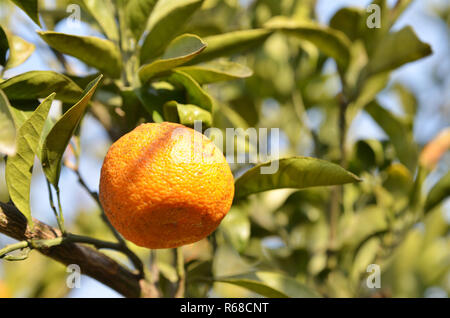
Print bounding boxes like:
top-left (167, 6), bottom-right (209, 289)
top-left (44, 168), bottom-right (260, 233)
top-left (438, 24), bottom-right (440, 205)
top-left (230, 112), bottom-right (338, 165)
top-left (0, 0), bottom-right (448, 297)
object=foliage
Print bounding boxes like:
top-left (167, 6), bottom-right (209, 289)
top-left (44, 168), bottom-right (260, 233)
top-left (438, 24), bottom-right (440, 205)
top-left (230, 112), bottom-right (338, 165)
top-left (0, 0), bottom-right (448, 298)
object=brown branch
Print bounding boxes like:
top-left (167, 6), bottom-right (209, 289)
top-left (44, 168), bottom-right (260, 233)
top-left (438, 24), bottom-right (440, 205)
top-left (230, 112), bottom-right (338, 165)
top-left (0, 201), bottom-right (158, 298)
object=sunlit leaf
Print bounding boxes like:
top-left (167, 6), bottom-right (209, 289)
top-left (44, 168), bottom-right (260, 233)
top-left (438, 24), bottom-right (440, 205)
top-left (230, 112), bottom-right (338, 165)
top-left (360, 26), bottom-right (432, 81)
top-left (140, 0), bottom-right (204, 63)
top-left (82, 0), bottom-right (119, 41)
top-left (139, 34), bottom-right (206, 83)
top-left (5, 35), bottom-right (35, 70)
top-left (6, 93), bottom-right (55, 226)
top-left (0, 26), bottom-right (35, 70)
top-left (0, 71), bottom-right (83, 103)
top-left (235, 156), bottom-right (361, 199)
top-left (163, 100), bottom-right (212, 128)
top-left (0, 89), bottom-right (16, 155)
top-left (7, 99), bottom-right (40, 129)
top-left (189, 29), bottom-right (273, 64)
top-left (177, 60), bottom-right (252, 84)
top-left (125, 0), bottom-right (159, 41)
top-left (37, 31), bottom-right (122, 78)
top-left (216, 271), bottom-right (320, 298)
top-left (265, 17), bottom-right (352, 69)
top-left (41, 75), bottom-right (103, 187)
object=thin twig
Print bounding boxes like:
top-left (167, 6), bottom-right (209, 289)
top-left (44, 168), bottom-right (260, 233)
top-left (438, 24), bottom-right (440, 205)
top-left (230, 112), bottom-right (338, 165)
top-left (46, 180), bottom-right (65, 233)
top-left (71, 167), bottom-right (145, 278)
top-left (55, 188), bottom-right (66, 234)
top-left (0, 240), bottom-right (29, 258)
top-left (174, 247), bottom-right (185, 298)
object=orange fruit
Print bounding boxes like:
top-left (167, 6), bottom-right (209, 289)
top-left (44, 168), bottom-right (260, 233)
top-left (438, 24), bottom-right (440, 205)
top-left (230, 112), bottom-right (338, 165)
top-left (99, 122), bottom-right (234, 249)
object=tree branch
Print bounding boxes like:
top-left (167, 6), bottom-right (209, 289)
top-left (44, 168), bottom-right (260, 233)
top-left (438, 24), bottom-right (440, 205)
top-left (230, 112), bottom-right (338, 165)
top-left (0, 201), bottom-right (157, 298)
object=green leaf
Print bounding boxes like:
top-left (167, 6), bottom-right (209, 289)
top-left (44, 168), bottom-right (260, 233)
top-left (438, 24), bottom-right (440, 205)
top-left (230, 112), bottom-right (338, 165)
top-left (41, 75), bottom-right (103, 187)
top-left (10, 0), bottom-right (41, 27)
top-left (361, 26), bottom-right (432, 81)
top-left (265, 17), bottom-right (351, 69)
top-left (350, 237), bottom-right (380, 283)
top-left (5, 34), bottom-right (35, 70)
top-left (0, 89), bottom-right (16, 155)
top-left (339, 206), bottom-right (388, 249)
top-left (216, 271), bottom-right (320, 298)
top-left (135, 81), bottom-right (184, 122)
top-left (346, 71), bottom-right (390, 124)
top-left (365, 101), bottom-right (418, 172)
top-left (5, 93), bottom-right (55, 226)
top-left (189, 29), bottom-right (273, 64)
top-left (8, 99), bottom-right (40, 129)
top-left (234, 156), bottom-right (361, 200)
top-left (424, 172), bottom-right (450, 213)
top-left (163, 100), bottom-right (212, 128)
top-left (0, 26), bottom-right (8, 66)
top-left (0, 27), bottom-right (35, 70)
top-left (168, 70), bottom-right (213, 111)
top-left (82, 0), bottom-right (119, 41)
top-left (0, 71), bottom-right (83, 103)
top-left (350, 139), bottom-right (384, 172)
top-left (219, 208), bottom-right (250, 253)
top-left (393, 83), bottom-right (417, 123)
top-left (125, 0), bottom-right (158, 41)
top-left (139, 34), bottom-right (206, 83)
top-left (177, 60), bottom-right (252, 84)
top-left (140, 0), bottom-right (204, 63)
top-left (329, 7), bottom-right (364, 42)
top-left (37, 31), bottom-right (122, 78)
top-left (383, 163), bottom-right (413, 197)
top-left (361, 0), bottom-right (390, 56)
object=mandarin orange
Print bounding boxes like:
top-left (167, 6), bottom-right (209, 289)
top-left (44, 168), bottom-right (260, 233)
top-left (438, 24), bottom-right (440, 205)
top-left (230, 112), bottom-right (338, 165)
top-left (99, 122), bottom-right (234, 249)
